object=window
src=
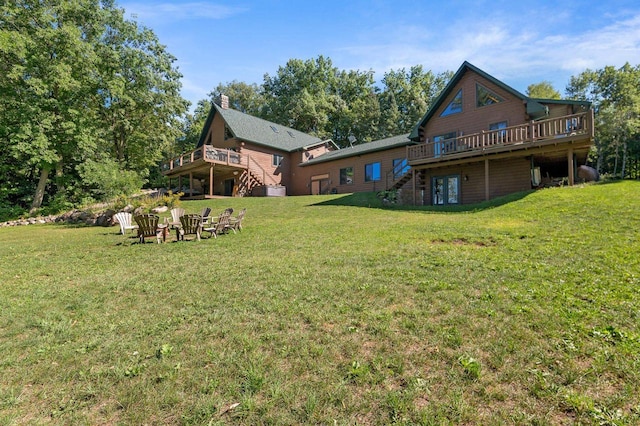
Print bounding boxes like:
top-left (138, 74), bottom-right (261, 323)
top-left (476, 83), bottom-right (504, 107)
top-left (432, 175), bottom-right (460, 205)
top-left (270, 125), bottom-right (279, 133)
top-left (224, 125), bottom-right (233, 140)
top-left (364, 162), bottom-right (381, 182)
top-left (440, 89), bottom-right (463, 117)
top-left (433, 132), bottom-right (457, 157)
top-left (340, 167), bottom-right (353, 185)
top-left (392, 158), bottom-right (410, 179)
top-left (273, 154), bottom-right (283, 166)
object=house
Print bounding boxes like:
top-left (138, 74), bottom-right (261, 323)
top-left (161, 97), bottom-right (338, 198)
top-left (163, 62), bottom-right (594, 205)
top-left (403, 61), bottom-right (594, 205)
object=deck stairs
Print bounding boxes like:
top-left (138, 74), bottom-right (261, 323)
top-left (238, 169), bottom-right (262, 196)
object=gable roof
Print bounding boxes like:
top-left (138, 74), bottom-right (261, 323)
top-left (302, 134), bottom-right (415, 166)
top-left (409, 61), bottom-right (552, 140)
top-left (197, 103), bottom-right (325, 152)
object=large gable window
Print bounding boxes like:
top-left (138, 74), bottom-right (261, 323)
top-left (476, 83), bottom-right (504, 107)
top-left (440, 89), bottom-right (463, 117)
top-left (273, 154), bottom-right (283, 166)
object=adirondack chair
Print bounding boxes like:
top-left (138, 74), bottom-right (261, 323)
top-left (167, 207), bottom-right (185, 229)
top-left (134, 214), bottom-right (166, 243)
top-left (200, 207), bottom-right (211, 220)
top-left (228, 208), bottom-right (246, 232)
top-left (176, 214), bottom-right (203, 241)
top-left (114, 212), bottom-right (137, 235)
top-left (203, 208), bottom-right (233, 239)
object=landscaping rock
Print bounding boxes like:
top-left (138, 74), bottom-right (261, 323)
top-left (578, 165), bottom-right (600, 182)
top-left (151, 205), bottom-right (168, 213)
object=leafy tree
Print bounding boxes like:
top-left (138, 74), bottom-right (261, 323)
top-left (327, 69), bottom-right (380, 146)
top-left (1, 0), bottom-right (102, 211)
top-left (0, 0), bottom-right (188, 212)
top-left (179, 98), bottom-right (213, 153)
top-left (526, 81), bottom-right (561, 99)
top-left (566, 63), bottom-right (640, 177)
top-left (261, 56), bottom-right (340, 140)
top-left (377, 66), bottom-right (452, 138)
top-left (210, 80), bottom-right (263, 114)
top-left (94, 4), bottom-right (187, 178)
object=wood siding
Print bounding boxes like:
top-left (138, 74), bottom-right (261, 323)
top-left (419, 157), bottom-right (531, 205)
top-left (422, 72), bottom-right (526, 143)
top-left (293, 146), bottom-right (410, 195)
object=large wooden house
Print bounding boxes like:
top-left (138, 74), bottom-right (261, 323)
top-left (162, 62), bottom-right (594, 205)
top-left (403, 61), bottom-right (593, 205)
top-left (161, 99), bottom-right (337, 198)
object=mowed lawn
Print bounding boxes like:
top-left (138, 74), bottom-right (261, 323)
top-left (1, 181), bottom-right (639, 425)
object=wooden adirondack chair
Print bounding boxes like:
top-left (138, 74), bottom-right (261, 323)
top-left (114, 212), bottom-right (137, 235)
top-left (134, 214), bottom-right (166, 243)
top-left (228, 208), bottom-right (246, 232)
top-left (203, 208), bottom-right (233, 239)
top-left (176, 214), bottom-right (204, 241)
top-left (200, 207), bottom-right (211, 220)
top-left (167, 207), bottom-right (185, 228)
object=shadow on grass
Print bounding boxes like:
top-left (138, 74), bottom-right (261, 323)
top-left (309, 189), bottom-right (535, 213)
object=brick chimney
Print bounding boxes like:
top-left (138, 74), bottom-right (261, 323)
top-left (219, 94), bottom-right (229, 109)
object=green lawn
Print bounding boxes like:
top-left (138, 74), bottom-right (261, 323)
top-left (1, 181), bottom-right (639, 425)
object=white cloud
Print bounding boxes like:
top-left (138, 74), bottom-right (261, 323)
top-left (122, 2), bottom-right (248, 24)
top-left (335, 10), bottom-right (640, 91)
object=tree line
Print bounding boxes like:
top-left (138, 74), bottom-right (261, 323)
top-left (1, 1), bottom-right (639, 218)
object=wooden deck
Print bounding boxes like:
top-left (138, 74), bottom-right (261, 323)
top-left (407, 111), bottom-right (594, 166)
top-left (161, 146), bottom-right (245, 176)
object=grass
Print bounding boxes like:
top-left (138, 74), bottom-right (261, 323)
top-left (1, 181), bottom-right (639, 425)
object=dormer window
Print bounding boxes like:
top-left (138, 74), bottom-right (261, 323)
top-left (440, 89), bottom-right (463, 117)
top-left (476, 83), bottom-right (504, 107)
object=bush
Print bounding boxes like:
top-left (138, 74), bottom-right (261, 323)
top-left (78, 159), bottom-right (146, 201)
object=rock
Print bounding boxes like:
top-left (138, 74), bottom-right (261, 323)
top-left (577, 165), bottom-right (600, 182)
top-left (151, 205), bottom-right (168, 213)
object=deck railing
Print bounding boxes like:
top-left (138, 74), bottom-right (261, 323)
top-left (161, 146), bottom-right (245, 173)
top-left (407, 111), bottom-right (593, 163)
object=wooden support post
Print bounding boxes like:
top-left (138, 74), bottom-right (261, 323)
top-left (485, 159), bottom-right (490, 201)
top-left (567, 148), bottom-right (574, 185)
top-left (189, 172), bottom-right (193, 197)
top-left (412, 168), bottom-right (416, 206)
top-left (209, 165), bottom-right (214, 197)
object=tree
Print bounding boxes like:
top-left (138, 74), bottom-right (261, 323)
top-left (1, 0), bottom-right (102, 211)
top-left (0, 0), bottom-right (188, 212)
top-left (179, 98), bottom-right (213, 153)
top-left (261, 56), bottom-right (339, 139)
top-left (209, 80), bottom-right (263, 114)
top-left (378, 66), bottom-right (452, 138)
top-left (259, 56), bottom-right (382, 147)
top-left (566, 64), bottom-right (640, 177)
top-left (94, 4), bottom-right (187, 178)
top-left (526, 81), bottom-right (561, 99)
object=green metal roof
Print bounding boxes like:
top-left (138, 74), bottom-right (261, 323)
top-left (301, 134), bottom-right (415, 166)
top-left (409, 61), bottom-right (558, 140)
top-left (197, 103), bottom-right (325, 152)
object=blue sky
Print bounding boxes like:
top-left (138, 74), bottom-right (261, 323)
top-left (119, 0), bottom-right (640, 109)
